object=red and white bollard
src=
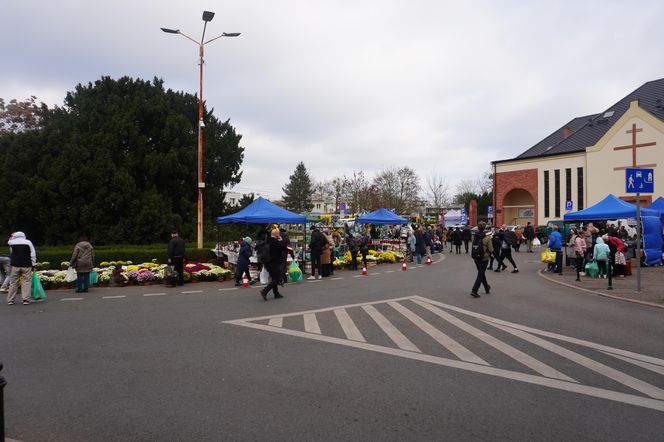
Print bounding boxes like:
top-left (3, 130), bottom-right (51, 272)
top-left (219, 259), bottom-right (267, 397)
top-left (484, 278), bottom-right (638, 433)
top-left (242, 276), bottom-right (249, 287)
top-left (361, 266), bottom-right (368, 276)
top-left (402, 261), bottom-right (408, 271)
top-left (426, 255), bottom-right (432, 266)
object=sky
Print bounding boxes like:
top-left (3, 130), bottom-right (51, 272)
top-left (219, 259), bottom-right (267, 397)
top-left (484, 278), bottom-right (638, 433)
top-left (3, 0), bottom-right (664, 201)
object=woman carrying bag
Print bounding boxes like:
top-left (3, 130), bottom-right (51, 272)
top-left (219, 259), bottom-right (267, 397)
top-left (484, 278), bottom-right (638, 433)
top-left (70, 236), bottom-right (95, 293)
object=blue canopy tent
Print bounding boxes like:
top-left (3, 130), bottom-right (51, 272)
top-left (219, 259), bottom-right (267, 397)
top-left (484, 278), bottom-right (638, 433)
top-left (646, 197), bottom-right (664, 217)
top-left (216, 196), bottom-right (306, 224)
top-left (355, 208), bottom-right (408, 225)
top-left (563, 194), bottom-right (662, 266)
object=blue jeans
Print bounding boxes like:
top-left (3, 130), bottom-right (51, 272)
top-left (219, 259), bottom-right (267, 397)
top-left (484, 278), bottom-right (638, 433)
top-left (76, 272), bottom-right (90, 291)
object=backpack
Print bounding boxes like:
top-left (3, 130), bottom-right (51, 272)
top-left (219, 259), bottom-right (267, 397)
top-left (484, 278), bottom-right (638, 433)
top-left (471, 234), bottom-right (485, 261)
top-left (255, 239), bottom-right (271, 264)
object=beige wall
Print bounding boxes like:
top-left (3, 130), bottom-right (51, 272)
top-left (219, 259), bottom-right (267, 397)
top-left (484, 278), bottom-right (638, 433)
top-left (586, 100), bottom-right (664, 204)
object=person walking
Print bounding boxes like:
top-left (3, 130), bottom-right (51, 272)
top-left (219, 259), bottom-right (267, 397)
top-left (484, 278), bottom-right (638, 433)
top-left (461, 226), bottom-right (472, 254)
top-left (488, 228), bottom-right (501, 271)
top-left (570, 228), bottom-right (586, 282)
top-left (548, 224), bottom-right (563, 275)
top-left (70, 235), bottom-right (95, 293)
top-left (414, 227), bottom-right (426, 264)
top-left (593, 236), bottom-right (610, 278)
top-left (167, 229), bottom-right (185, 287)
top-left (0, 251), bottom-right (10, 293)
top-left (470, 222), bottom-right (493, 298)
top-left (406, 230), bottom-right (416, 263)
top-left (347, 233), bottom-right (359, 270)
top-left (321, 230), bottom-right (333, 277)
top-left (260, 229), bottom-right (287, 301)
top-left (453, 227), bottom-right (463, 255)
top-left (359, 232), bottom-right (370, 268)
top-left (496, 225), bottom-right (519, 273)
top-left (424, 226), bottom-right (434, 260)
top-left (308, 225), bottom-right (326, 280)
top-left (6, 231), bottom-right (36, 305)
top-left (235, 237), bottom-right (254, 286)
top-left (514, 225), bottom-right (523, 252)
top-left (523, 222), bottom-right (535, 253)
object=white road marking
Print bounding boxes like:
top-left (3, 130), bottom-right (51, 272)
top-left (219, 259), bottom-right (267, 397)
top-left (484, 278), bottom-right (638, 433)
top-left (362, 304), bottom-right (420, 353)
top-left (388, 301), bottom-right (488, 365)
top-left (181, 290), bottom-right (203, 294)
top-left (219, 288), bottom-right (239, 291)
top-left (334, 309), bottom-right (366, 342)
top-left (601, 352), bottom-right (664, 376)
top-left (418, 296), bottom-right (664, 368)
top-left (384, 270), bottom-right (395, 273)
top-left (60, 297), bottom-right (83, 301)
top-left (143, 293), bottom-right (166, 297)
top-left (331, 277), bottom-right (344, 280)
top-left (488, 321), bottom-right (664, 400)
top-left (353, 275), bottom-right (363, 278)
top-left (303, 313), bottom-right (321, 334)
top-left (370, 273), bottom-right (380, 276)
top-left (228, 318), bottom-right (664, 413)
top-left (268, 317), bottom-right (283, 328)
top-left (413, 299), bottom-right (575, 382)
top-left (102, 295), bottom-right (126, 299)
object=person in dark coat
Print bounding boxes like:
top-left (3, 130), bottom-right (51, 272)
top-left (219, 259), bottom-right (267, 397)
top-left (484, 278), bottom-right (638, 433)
top-left (167, 230), bottom-right (186, 287)
top-left (347, 233), bottom-right (359, 270)
top-left (453, 227), bottom-right (463, 255)
top-left (414, 227), bottom-right (426, 264)
top-left (260, 229), bottom-right (287, 301)
top-left (70, 235), bottom-right (95, 293)
top-left (280, 228), bottom-right (293, 285)
top-left (308, 225), bottom-right (326, 279)
top-left (523, 222), bottom-right (535, 253)
top-left (496, 225), bottom-right (519, 273)
top-left (488, 228), bottom-right (501, 271)
top-left (234, 237), bottom-right (254, 286)
top-left (461, 226), bottom-right (472, 254)
top-left (359, 232), bottom-right (370, 268)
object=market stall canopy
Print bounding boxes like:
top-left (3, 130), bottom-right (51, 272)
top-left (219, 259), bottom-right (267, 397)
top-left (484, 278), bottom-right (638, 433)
top-left (355, 208), bottom-right (407, 225)
top-left (444, 209), bottom-right (464, 223)
top-left (563, 194), bottom-right (659, 220)
top-left (216, 197), bottom-right (306, 224)
top-left (646, 197), bottom-right (664, 216)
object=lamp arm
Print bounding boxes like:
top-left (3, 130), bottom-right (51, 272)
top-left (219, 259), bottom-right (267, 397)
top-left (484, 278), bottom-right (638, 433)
top-left (177, 30), bottom-right (200, 45)
top-left (204, 32), bottom-right (240, 45)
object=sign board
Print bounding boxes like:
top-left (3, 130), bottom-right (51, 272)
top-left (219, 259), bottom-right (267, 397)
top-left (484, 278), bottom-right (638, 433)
top-left (487, 205), bottom-right (493, 218)
top-left (625, 168), bottom-right (654, 193)
top-left (460, 215), bottom-right (467, 224)
top-left (565, 200), bottom-right (573, 211)
top-left (338, 202), bottom-right (346, 211)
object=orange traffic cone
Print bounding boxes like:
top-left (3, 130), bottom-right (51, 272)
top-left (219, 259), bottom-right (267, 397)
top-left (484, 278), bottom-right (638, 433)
top-left (242, 276), bottom-right (249, 287)
top-left (402, 261), bottom-right (408, 271)
top-left (426, 255), bottom-right (432, 266)
top-left (361, 266), bottom-right (368, 276)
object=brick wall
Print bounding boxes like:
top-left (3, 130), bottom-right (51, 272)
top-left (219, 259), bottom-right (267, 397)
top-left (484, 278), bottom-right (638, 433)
top-left (494, 169), bottom-right (538, 225)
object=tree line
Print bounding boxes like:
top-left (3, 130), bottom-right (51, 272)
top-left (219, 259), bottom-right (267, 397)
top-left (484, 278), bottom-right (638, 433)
top-left (0, 76), bottom-right (245, 245)
top-left (281, 161), bottom-right (493, 217)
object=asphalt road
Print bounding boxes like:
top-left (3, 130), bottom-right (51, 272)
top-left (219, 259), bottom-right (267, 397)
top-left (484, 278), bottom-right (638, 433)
top-left (1, 250), bottom-right (663, 441)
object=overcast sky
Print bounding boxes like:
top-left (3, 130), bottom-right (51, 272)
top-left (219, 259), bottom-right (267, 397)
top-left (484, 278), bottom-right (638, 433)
top-left (4, 0), bottom-right (664, 200)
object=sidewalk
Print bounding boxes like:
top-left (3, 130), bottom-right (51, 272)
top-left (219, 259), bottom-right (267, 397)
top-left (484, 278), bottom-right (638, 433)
top-left (538, 263), bottom-right (664, 308)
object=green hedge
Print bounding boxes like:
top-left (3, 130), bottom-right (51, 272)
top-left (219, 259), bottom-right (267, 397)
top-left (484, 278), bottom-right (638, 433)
top-left (34, 244), bottom-right (221, 270)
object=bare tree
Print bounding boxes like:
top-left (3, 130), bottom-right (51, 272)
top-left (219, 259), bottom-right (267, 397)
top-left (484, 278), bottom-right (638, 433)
top-left (341, 171), bottom-right (372, 213)
top-left (424, 172), bottom-right (450, 209)
top-left (372, 166), bottom-right (421, 214)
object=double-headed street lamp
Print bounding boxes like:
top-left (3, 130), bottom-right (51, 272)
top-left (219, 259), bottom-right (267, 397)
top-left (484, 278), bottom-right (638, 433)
top-left (161, 11), bottom-right (240, 249)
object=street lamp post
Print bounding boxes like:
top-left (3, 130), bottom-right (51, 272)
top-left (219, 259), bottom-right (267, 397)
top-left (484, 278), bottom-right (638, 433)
top-left (162, 11), bottom-right (240, 249)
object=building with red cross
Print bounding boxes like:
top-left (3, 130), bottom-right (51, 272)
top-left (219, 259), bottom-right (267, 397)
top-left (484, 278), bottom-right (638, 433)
top-left (492, 79), bottom-right (663, 226)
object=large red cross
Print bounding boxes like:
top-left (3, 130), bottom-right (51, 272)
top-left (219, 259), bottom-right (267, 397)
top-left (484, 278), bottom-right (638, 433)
top-left (612, 123), bottom-right (657, 170)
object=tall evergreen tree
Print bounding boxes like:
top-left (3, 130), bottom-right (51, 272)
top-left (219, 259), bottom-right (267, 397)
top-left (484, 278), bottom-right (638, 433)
top-left (282, 162), bottom-right (314, 213)
top-left (0, 76), bottom-right (244, 244)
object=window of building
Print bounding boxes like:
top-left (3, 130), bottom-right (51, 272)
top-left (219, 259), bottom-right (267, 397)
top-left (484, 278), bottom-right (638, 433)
top-left (577, 167), bottom-right (584, 210)
top-left (565, 168), bottom-right (571, 203)
top-left (544, 170), bottom-right (550, 218)
top-left (554, 169), bottom-right (561, 218)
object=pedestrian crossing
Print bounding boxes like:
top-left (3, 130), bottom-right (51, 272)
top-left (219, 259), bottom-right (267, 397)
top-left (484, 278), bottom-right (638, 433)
top-left (224, 295), bottom-right (664, 412)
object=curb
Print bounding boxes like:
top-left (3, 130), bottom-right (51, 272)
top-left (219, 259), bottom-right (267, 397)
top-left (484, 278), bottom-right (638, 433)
top-left (537, 269), bottom-right (664, 310)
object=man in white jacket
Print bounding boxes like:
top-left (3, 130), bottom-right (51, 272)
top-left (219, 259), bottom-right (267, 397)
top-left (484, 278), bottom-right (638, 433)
top-left (7, 231), bottom-right (37, 305)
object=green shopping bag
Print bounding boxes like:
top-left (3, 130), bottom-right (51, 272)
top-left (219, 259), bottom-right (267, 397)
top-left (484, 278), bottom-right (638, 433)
top-left (585, 261), bottom-right (599, 279)
top-left (288, 261), bottom-right (303, 283)
top-left (31, 272), bottom-right (46, 300)
top-left (90, 270), bottom-right (98, 285)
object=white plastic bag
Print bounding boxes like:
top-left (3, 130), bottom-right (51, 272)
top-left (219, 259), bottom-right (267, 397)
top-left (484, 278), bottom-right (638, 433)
top-left (259, 267), bottom-right (270, 284)
top-left (65, 267), bottom-right (77, 283)
top-left (532, 237), bottom-right (541, 248)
